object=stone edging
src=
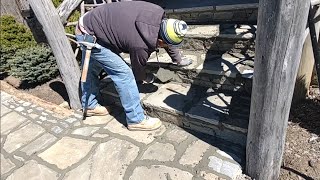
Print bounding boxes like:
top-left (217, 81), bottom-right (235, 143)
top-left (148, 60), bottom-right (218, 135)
top-left (0, 80), bottom-right (74, 118)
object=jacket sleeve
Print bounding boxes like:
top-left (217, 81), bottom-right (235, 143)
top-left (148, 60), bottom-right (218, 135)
top-left (129, 48), bottom-right (150, 81)
top-left (164, 45), bottom-right (182, 63)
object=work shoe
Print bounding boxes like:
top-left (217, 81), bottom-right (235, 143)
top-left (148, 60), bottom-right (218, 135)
top-left (85, 105), bottom-right (111, 117)
top-left (127, 116), bottom-right (162, 131)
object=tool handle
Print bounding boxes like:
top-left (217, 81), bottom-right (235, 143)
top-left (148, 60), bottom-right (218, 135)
top-left (81, 49), bottom-right (91, 82)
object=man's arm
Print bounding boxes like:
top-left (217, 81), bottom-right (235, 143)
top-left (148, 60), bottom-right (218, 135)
top-left (164, 45), bottom-right (193, 66)
top-left (129, 48), bottom-right (150, 81)
top-left (164, 45), bottom-right (182, 63)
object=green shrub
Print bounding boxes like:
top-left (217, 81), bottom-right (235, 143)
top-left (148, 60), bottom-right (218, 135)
top-left (65, 10), bottom-right (81, 34)
top-left (10, 45), bottom-right (58, 84)
top-left (0, 15), bottom-right (36, 74)
top-left (52, 0), bottom-right (64, 7)
top-left (0, 15), bottom-right (36, 49)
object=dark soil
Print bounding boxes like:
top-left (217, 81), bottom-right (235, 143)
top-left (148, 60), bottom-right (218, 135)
top-left (2, 75), bottom-right (320, 179)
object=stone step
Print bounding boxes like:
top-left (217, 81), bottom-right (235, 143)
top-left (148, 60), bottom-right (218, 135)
top-left (100, 81), bottom-right (250, 146)
top-left (157, 0), bottom-right (259, 23)
top-left (182, 24), bottom-right (256, 52)
top-left (121, 49), bottom-right (254, 92)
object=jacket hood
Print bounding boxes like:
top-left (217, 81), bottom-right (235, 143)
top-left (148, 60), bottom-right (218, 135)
top-left (135, 8), bottom-right (164, 50)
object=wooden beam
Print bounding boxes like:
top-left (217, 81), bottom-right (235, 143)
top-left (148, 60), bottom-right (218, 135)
top-left (29, 0), bottom-right (82, 109)
top-left (294, 6), bottom-right (320, 103)
top-left (246, 0), bottom-right (310, 179)
top-left (311, 0), bottom-right (320, 6)
top-left (57, 0), bottom-right (83, 25)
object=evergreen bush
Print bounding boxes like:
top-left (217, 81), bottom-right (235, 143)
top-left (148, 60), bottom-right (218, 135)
top-left (0, 15), bottom-right (36, 73)
top-left (10, 45), bottom-right (59, 84)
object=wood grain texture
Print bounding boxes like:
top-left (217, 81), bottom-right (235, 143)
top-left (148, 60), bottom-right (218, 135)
top-left (1, 0), bottom-right (24, 23)
top-left (246, 0), bottom-right (310, 179)
top-left (294, 6), bottom-right (320, 103)
top-left (57, 0), bottom-right (83, 24)
top-left (29, 0), bottom-right (82, 109)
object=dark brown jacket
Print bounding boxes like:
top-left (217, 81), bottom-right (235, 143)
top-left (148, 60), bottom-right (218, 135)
top-left (83, 1), bottom-right (182, 80)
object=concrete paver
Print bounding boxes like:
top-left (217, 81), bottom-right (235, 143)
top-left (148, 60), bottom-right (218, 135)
top-left (0, 90), bottom-right (247, 179)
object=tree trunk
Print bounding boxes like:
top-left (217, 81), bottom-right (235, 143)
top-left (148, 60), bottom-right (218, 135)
top-left (57, 0), bottom-right (83, 25)
top-left (246, 0), bottom-right (310, 179)
top-left (29, 0), bottom-right (82, 109)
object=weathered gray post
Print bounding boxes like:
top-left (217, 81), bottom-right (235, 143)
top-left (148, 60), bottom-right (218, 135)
top-left (57, 0), bottom-right (83, 25)
top-left (294, 6), bottom-right (320, 103)
top-left (28, 0), bottom-right (82, 109)
top-left (246, 0), bottom-right (310, 179)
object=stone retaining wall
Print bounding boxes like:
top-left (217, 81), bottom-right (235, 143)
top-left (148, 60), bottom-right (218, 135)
top-left (165, 4), bottom-right (258, 24)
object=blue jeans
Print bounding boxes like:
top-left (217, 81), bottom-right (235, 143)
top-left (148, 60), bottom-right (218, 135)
top-left (76, 35), bottom-right (145, 124)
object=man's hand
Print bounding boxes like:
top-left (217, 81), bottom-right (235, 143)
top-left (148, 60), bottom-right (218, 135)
top-left (177, 57), bottom-right (193, 67)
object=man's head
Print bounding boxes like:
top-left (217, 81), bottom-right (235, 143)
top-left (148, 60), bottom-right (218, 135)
top-left (158, 19), bottom-right (188, 48)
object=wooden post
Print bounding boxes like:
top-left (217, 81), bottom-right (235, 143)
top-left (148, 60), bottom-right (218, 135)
top-left (294, 6), bottom-right (320, 103)
top-left (57, 0), bottom-right (83, 25)
top-left (246, 0), bottom-right (310, 179)
top-left (29, 0), bottom-right (82, 109)
top-left (1, 0), bottom-right (25, 24)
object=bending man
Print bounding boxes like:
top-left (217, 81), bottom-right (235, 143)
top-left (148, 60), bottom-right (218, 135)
top-left (76, 1), bottom-right (190, 131)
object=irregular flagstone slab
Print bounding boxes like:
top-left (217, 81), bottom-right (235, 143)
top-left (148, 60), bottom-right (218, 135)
top-left (4, 123), bottom-right (45, 153)
top-left (63, 138), bottom-right (139, 180)
top-left (130, 165), bottom-right (193, 180)
top-left (179, 139), bottom-right (210, 167)
top-left (186, 25), bottom-right (219, 38)
top-left (200, 171), bottom-right (224, 180)
top-left (92, 133), bottom-right (109, 138)
top-left (1, 104), bottom-right (11, 116)
top-left (6, 160), bottom-right (58, 180)
top-left (39, 137), bottom-right (95, 169)
top-left (186, 93), bottom-right (231, 126)
top-left (141, 142), bottom-right (175, 161)
top-left (208, 156), bottom-right (242, 179)
top-left (1, 154), bottom-right (15, 175)
top-left (1, 112), bottom-right (27, 135)
top-left (165, 128), bottom-right (190, 144)
top-left (196, 57), bottom-right (240, 78)
top-left (148, 51), bottom-right (199, 70)
top-left (71, 127), bottom-right (100, 136)
top-left (21, 133), bottom-right (57, 156)
top-left (147, 51), bottom-right (173, 66)
top-left (143, 82), bottom-right (196, 115)
top-left (83, 115), bottom-right (114, 125)
top-left (1, 91), bottom-right (13, 102)
top-left (104, 119), bottom-right (166, 144)
top-left (216, 149), bottom-right (242, 164)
